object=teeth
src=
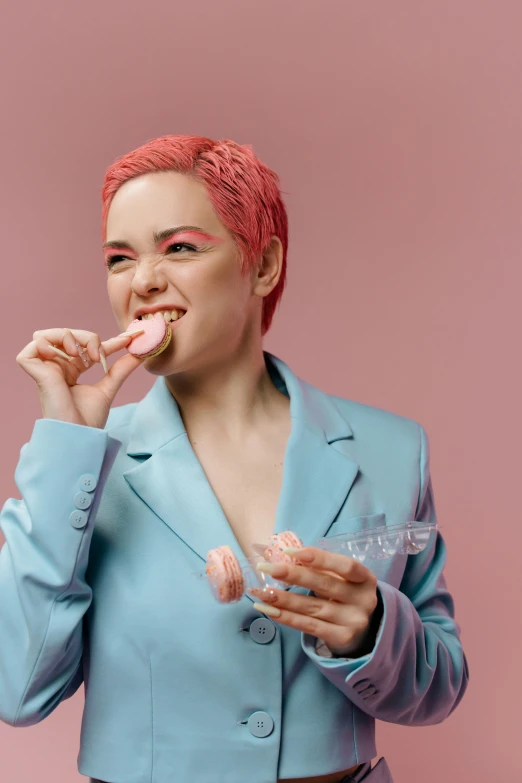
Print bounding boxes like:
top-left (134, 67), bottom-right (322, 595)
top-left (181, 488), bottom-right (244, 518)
top-left (139, 309), bottom-right (185, 322)
top-left (162, 310), bottom-right (180, 321)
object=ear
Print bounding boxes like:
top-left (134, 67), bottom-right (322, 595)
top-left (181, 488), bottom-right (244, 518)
top-left (252, 236), bottom-right (284, 298)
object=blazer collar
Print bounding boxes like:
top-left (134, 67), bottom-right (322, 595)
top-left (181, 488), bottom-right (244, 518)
top-left (122, 352), bottom-right (359, 602)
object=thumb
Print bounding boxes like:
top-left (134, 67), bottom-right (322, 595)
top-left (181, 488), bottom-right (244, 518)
top-left (96, 352), bottom-right (145, 399)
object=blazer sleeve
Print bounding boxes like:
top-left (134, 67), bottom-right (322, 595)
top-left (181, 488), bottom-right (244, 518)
top-left (301, 423), bottom-right (470, 726)
top-left (0, 419), bottom-right (121, 727)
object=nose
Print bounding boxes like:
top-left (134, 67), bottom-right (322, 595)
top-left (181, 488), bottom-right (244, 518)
top-left (131, 258), bottom-right (168, 297)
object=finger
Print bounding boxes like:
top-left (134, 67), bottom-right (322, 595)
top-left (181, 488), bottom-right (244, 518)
top-left (84, 333), bottom-right (103, 365)
top-left (100, 329), bottom-right (145, 357)
top-left (61, 330), bottom-right (81, 358)
top-left (94, 351), bottom-right (145, 397)
top-left (16, 340), bottom-right (70, 385)
top-left (301, 568), bottom-right (350, 600)
top-left (35, 336), bottom-right (95, 381)
top-left (99, 346), bottom-right (108, 373)
top-left (284, 547), bottom-right (373, 585)
top-left (17, 337), bottom-right (81, 386)
top-left (33, 336), bottom-right (76, 365)
top-left (47, 344), bottom-right (75, 362)
top-left (249, 595), bottom-right (370, 651)
top-left (31, 328), bottom-right (98, 367)
top-left (248, 586), bottom-right (361, 628)
top-left (259, 562), bottom-right (354, 603)
top-left (33, 328), bottom-right (96, 349)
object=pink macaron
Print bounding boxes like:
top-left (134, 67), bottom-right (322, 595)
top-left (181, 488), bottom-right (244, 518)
top-left (125, 313), bottom-right (172, 358)
top-left (264, 531), bottom-right (304, 564)
top-left (206, 545), bottom-right (245, 603)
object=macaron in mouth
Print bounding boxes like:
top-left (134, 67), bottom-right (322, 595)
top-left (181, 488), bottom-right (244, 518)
top-left (125, 311), bottom-right (184, 358)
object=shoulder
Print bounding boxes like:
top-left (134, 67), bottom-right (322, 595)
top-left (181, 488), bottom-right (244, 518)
top-left (310, 380), bottom-right (428, 465)
top-left (331, 391), bottom-right (424, 441)
top-left (313, 385), bottom-right (431, 505)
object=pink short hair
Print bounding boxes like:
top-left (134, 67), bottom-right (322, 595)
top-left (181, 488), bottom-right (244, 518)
top-left (101, 135), bottom-right (288, 336)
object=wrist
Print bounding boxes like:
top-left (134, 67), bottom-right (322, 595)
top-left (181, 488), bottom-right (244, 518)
top-left (331, 589), bottom-right (384, 659)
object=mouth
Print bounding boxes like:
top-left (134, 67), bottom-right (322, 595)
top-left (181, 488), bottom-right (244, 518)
top-left (136, 308), bottom-right (186, 323)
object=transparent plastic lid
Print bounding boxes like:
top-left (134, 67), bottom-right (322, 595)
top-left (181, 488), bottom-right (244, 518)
top-left (314, 521), bottom-right (439, 560)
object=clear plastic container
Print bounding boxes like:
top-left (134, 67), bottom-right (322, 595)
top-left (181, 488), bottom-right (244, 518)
top-left (196, 521), bottom-right (439, 603)
top-left (315, 520), bottom-right (439, 561)
top-left (195, 552), bottom-right (291, 604)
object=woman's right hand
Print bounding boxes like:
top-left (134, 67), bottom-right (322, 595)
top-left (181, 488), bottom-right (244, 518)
top-left (16, 327), bottom-right (145, 430)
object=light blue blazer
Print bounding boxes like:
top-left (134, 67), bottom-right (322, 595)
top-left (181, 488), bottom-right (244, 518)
top-left (0, 352), bottom-right (469, 783)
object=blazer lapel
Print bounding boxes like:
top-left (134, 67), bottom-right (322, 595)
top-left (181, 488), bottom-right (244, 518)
top-left (267, 354), bottom-right (359, 547)
top-left (122, 353), bottom-right (360, 602)
top-left (123, 378), bottom-right (245, 568)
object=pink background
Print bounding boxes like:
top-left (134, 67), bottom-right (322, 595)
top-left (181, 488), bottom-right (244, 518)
top-left (0, 1), bottom-right (519, 780)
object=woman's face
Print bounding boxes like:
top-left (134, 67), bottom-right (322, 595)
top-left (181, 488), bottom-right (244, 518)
top-left (105, 171), bottom-right (268, 377)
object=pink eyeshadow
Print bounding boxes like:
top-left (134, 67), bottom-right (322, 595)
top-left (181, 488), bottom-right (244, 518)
top-left (157, 231), bottom-right (223, 251)
top-left (103, 230), bottom-right (224, 263)
top-left (104, 247), bottom-right (135, 261)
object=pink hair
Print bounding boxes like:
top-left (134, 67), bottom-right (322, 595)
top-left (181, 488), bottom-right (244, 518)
top-left (101, 135), bottom-right (288, 336)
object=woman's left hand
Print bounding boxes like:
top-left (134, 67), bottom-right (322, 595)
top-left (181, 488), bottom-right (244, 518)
top-left (248, 548), bottom-right (382, 658)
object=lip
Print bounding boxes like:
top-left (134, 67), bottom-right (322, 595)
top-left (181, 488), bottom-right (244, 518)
top-left (132, 304), bottom-right (187, 320)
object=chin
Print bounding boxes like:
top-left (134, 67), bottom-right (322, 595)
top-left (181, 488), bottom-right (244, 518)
top-left (142, 348), bottom-right (180, 377)
top-left (141, 339), bottom-right (199, 378)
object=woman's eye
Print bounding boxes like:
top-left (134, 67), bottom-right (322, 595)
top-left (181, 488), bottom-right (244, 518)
top-left (106, 243), bottom-right (197, 269)
top-left (166, 242), bottom-right (197, 253)
top-left (106, 255), bottom-right (127, 267)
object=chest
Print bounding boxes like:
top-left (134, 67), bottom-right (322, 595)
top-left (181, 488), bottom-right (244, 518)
top-left (190, 432), bottom-right (289, 560)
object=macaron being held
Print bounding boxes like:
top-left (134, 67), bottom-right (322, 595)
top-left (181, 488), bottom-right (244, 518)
top-left (205, 537), bottom-right (302, 603)
top-left (125, 313), bottom-right (172, 358)
top-left (264, 531), bottom-right (304, 564)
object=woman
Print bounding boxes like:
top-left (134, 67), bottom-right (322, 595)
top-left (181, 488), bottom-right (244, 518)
top-left (0, 136), bottom-right (469, 783)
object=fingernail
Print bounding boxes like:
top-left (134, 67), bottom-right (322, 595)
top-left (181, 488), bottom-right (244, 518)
top-left (248, 588), bottom-right (278, 603)
top-left (48, 344), bottom-right (74, 362)
top-left (99, 347), bottom-right (108, 374)
top-left (282, 547), bottom-right (313, 561)
top-left (117, 328), bottom-right (145, 339)
top-left (256, 562), bottom-right (287, 578)
top-left (252, 602), bottom-right (281, 618)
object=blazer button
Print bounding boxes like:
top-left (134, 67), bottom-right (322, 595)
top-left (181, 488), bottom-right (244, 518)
top-left (353, 679), bottom-right (370, 694)
top-left (247, 711), bottom-right (274, 738)
top-left (79, 473), bottom-right (97, 492)
top-left (249, 618), bottom-right (276, 644)
top-left (70, 510), bottom-right (88, 529)
top-left (74, 491), bottom-right (92, 510)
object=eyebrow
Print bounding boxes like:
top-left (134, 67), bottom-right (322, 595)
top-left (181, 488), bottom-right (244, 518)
top-left (102, 226), bottom-right (214, 251)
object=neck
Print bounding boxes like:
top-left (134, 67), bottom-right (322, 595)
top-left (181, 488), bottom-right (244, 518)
top-left (164, 341), bottom-right (287, 442)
